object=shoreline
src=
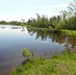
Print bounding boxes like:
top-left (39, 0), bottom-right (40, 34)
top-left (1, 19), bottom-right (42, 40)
top-left (11, 50), bottom-right (76, 75)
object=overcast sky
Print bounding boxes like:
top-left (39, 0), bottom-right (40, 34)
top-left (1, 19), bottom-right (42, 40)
top-left (0, 0), bottom-right (73, 22)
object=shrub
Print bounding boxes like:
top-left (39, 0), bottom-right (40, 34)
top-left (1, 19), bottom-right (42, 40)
top-left (22, 48), bottom-right (33, 61)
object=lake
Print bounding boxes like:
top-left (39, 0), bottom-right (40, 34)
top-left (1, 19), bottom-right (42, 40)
top-left (0, 25), bottom-right (76, 75)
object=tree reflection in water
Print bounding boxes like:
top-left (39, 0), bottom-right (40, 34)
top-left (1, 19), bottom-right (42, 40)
top-left (21, 26), bottom-right (25, 32)
top-left (21, 27), bottom-right (76, 65)
top-left (26, 27), bottom-right (76, 51)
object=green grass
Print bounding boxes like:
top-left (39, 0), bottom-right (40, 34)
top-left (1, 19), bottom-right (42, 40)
top-left (11, 51), bottom-right (76, 75)
top-left (61, 30), bottom-right (76, 37)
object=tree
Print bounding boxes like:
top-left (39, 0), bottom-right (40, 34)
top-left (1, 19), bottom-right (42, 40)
top-left (21, 19), bottom-right (25, 23)
top-left (60, 11), bottom-right (68, 19)
top-left (68, 0), bottom-right (76, 30)
top-left (68, 0), bottom-right (76, 16)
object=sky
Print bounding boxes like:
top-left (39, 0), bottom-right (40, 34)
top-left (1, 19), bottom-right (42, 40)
top-left (0, 0), bottom-right (74, 22)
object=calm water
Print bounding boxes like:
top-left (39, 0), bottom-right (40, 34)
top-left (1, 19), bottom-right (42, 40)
top-left (0, 25), bottom-right (76, 75)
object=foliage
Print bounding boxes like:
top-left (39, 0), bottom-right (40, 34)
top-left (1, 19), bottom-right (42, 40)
top-left (22, 48), bottom-right (33, 61)
top-left (27, 14), bottom-right (49, 28)
top-left (0, 20), bottom-right (7, 24)
top-left (68, 0), bottom-right (76, 16)
top-left (9, 21), bottom-right (21, 25)
top-left (26, 14), bottom-right (62, 31)
top-left (0, 20), bottom-right (21, 25)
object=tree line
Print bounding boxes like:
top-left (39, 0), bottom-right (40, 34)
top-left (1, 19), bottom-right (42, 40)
top-left (0, 0), bottom-right (76, 31)
top-left (26, 0), bottom-right (76, 30)
top-left (0, 20), bottom-right (21, 25)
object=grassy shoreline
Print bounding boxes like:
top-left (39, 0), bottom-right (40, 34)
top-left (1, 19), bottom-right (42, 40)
top-left (11, 51), bottom-right (76, 75)
top-left (61, 30), bottom-right (76, 37)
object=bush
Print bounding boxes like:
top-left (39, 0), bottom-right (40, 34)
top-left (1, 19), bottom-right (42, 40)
top-left (22, 48), bottom-right (33, 61)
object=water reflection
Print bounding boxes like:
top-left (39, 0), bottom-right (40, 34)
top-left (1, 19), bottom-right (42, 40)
top-left (26, 27), bottom-right (76, 51)
top-left (11, 27), bottom-right (21, 29)
top-left (0, 27), bottom-right (5, 29)
top-left (0, 25), bottom-right (25, 32)
top-left (64, 37), bottom-right (76, 51)
top-left (21, 26), bottom-right (25, 32)
top-left (0, 25), bottom-right (76, 75)
top-left (0, 25), bottom-right (21, 29)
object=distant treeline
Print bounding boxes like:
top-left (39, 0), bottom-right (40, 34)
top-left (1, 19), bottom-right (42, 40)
top-left (0, 20), bottom-right (22, 25)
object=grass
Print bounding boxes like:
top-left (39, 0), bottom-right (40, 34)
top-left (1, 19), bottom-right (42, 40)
top-left (61, 30), bottom-right (76, 37)
top-left (11, 50), bottom-right (76, 75)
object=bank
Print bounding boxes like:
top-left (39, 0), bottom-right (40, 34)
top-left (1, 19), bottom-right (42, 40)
top-left (61, 30), bottom-right (76, 37)
top-left (11, 50), bottom-right (76, 75)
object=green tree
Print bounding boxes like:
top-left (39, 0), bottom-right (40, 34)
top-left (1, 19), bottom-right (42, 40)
top-left (68, 0), bottom-right (76, 30)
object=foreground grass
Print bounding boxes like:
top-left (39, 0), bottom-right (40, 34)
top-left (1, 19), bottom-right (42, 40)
top-left (11, 51), bottom-right (76, 75)
top-left (61, 30), bottom-right (76, 37)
